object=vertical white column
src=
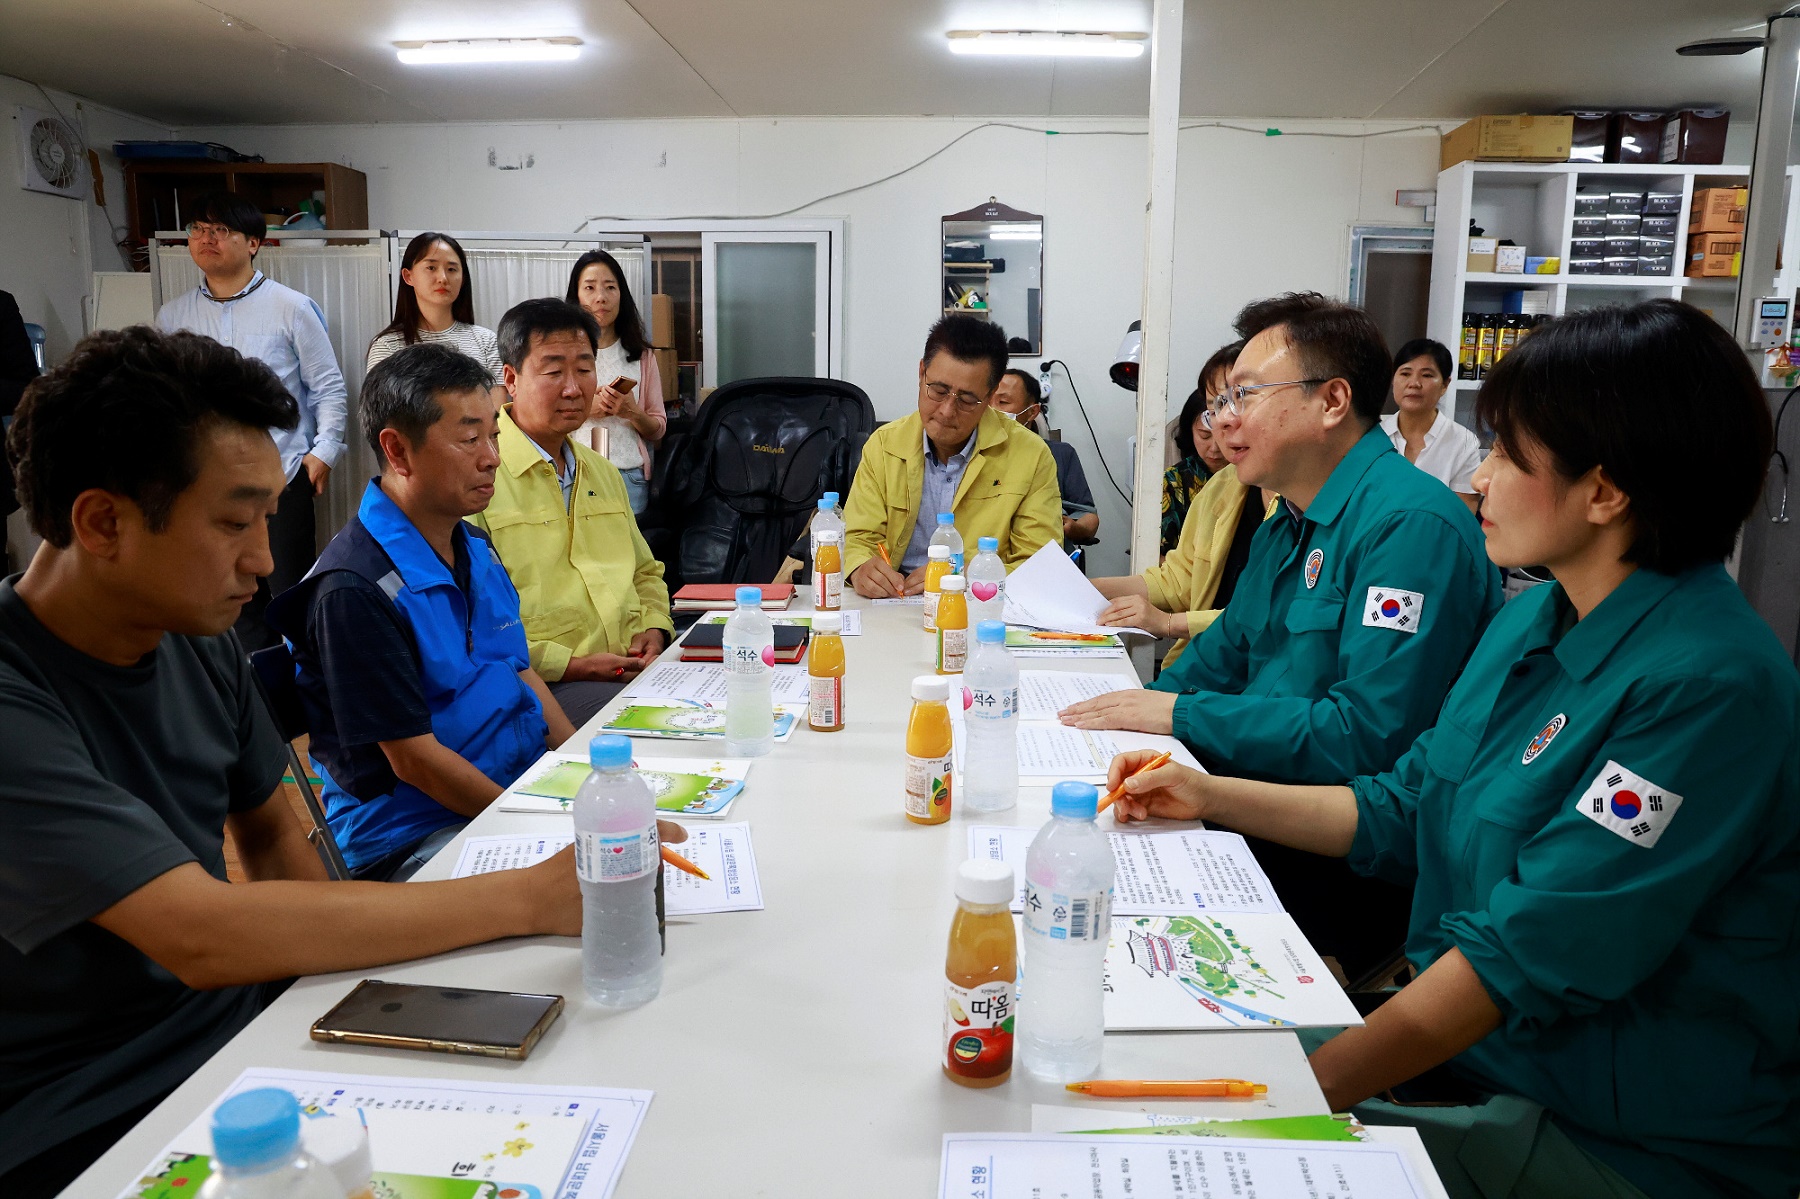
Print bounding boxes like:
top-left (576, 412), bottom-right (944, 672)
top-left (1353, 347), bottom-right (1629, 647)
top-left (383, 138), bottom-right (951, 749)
top-left (1735, 14), bottom-right (1800, 345)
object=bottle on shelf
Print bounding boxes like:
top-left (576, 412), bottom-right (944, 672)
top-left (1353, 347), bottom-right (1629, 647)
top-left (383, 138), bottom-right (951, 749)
top-left (813, 529), bottom-right (843, 612)
top-left (1457, 312), bottom-right (1478, 381)
top-left (935, 576), bottom-right (968, 674)
top-left (943, 858), bottom-right (1018, 1088)
top-left (808, 610), bottom-right (846, 732)
top-left (1494, 314), bottom-right (1520, 365)
top-left (961, 620), bottom-right (1018, 813)
top-left (197, 1088), bottom-right (343, 1199)
top-left (929, 512), bottom-right (965, 574)
top-left (574, 734), bottom-right (663, 1008)
top-left (966, 536), bottom-right (1006, 627)
top-left (1474, 313), bottom-right (1499, 379)
top-left (922, 544), bottom-right (953, 634)
top-left (903, 675), bottom-right (954, 826)
top-left (1017, 780), bottom-right (1116, 1083)
top-left (723, 586), bottom-right (774, 757)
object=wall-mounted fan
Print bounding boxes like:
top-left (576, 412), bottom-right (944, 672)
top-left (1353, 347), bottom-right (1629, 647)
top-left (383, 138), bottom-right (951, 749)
top-left (17, 106), bottom-right (85, 199)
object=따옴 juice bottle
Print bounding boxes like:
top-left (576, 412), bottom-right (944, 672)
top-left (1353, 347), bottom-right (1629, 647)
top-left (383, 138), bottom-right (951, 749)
top-left (813, 530), bottom-right (843, 611)
top-left (922, 544), bottom-right (952, 633)
top-left (904, 675), bottom-right (954, 825)
top-left (944, 858), bottom-right (1017, 1088)
top-left (935, 575), bottom-right (968, 675)
top-left (807, 610), bottom-right (845, 732)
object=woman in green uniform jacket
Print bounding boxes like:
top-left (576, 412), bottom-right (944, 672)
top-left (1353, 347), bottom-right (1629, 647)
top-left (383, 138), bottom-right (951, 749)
top-left (1104, 300), bottom-right (1796, 1199)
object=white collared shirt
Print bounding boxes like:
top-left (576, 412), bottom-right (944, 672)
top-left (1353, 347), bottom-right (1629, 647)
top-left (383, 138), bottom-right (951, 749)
top-left (1381, 410), bottom-right (1483, 495)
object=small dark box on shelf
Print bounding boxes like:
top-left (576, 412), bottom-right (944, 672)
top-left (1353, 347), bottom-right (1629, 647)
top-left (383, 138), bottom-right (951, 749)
top-left (1605, 213), bottom-right (1641, 237)
top-left (1602, 256), bottom-right (1640, 275)
top-left (1572, 215), bottom-right (1607, 238)
top-left (1563, 111), bottom-right (1611, 164)
top-left (1637, 255), bottom-right (1675, 277)
top-left (1608, 188), bottom-right (1646, 215)
top-left (1658, 108), bottom-right (1729, 165)
top-left (1574, 189), bottom-right (1611, 217)
top-left (1569, 258), bottom-right (1604, 275)
top-left (1603, 235), bottom-right (1641, 258)
top-left (1571, 237), bottom-right (1608, 259)
top-left (1640, 214), bottom-right (1680, 238)
top-left (1643, 191), bottom-right (1683, 216)
top-left (1607, 112), bottom-right (1668, 164)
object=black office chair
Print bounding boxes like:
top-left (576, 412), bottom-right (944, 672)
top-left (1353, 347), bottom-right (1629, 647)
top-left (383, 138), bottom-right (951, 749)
top-left (248, 644), bottom-right (350, 881)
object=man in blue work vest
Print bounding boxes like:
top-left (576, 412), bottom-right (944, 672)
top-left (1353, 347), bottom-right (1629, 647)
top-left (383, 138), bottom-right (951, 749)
top-left (270, 344), bottom-right (578, 880)
top-left (1061, 293), bottom-right (1502, 978)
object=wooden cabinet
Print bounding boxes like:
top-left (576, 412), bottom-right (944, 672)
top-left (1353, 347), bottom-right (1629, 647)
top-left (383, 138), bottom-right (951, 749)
top-left (123, 161), bottom-right (369, 267)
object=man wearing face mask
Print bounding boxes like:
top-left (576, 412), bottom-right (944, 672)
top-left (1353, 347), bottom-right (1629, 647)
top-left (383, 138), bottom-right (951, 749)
top-left (990, 368), bottom-right (1097, 546)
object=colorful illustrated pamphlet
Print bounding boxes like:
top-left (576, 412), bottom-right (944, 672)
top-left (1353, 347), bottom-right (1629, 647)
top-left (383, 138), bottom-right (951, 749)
top-left (502, 754), bottom-right (750, 818)
top-left (600, 702), bottom-right (799, 742)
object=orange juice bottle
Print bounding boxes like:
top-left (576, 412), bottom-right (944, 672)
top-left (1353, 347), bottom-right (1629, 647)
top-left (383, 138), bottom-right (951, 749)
top-left (904, 675), bottom-right (954, 824)
top-left (944, 859), bottom-right (1017, 1087)
top-left (922, 544), bottom-right (952, 633)
top-left (807, 610), bottom-right (845, 732)
top-left (814, 531), bottom-right (843, 612)
top-left (936, 576), bottom-right (968, 675)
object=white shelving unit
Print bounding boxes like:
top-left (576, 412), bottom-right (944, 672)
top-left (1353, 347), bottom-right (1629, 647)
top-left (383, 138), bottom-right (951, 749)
top-left (1428, 160), bottom-right (1769, 431)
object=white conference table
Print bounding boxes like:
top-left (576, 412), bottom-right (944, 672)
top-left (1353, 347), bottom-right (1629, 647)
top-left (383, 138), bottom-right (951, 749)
top-left (72, 596), bottom-right (1388, 1198)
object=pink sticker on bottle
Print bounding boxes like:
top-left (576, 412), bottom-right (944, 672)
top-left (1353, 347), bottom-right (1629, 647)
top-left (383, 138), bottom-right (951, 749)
top-left (962, 686), bottom-right (974, 710)
top-left (971, 582), bottom-right (999, 602)
top-left (761, 645), bottom-right (777, 667)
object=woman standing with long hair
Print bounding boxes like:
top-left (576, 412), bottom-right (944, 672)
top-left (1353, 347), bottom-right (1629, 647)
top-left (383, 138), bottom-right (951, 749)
top-left (565, 250), bottom-right (667, 513)
top-left (367, 233), bottom-right (504, 405)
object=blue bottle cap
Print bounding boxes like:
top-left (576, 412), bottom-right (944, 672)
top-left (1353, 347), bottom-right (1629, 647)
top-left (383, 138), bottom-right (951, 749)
top-left (736, 586), bottom-right (763, 606)
top-left (822, 491), bottom-right (839, 505)
top-left (937, 512), bottom-right (955, 525)
top-left (1051, 780), bottom-right (1099, 819)
top-left (977, 536), bottom-right (998, 552)
top-left (211, 1088), bottom-right (301, 1171)
top-left (976, 620), bottom-right (1006, 644)
top-left (589, 733), bottom-right (632, 770)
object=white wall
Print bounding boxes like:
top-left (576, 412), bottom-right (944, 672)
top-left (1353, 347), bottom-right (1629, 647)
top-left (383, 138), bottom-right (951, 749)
top-left (1, 74), bottom-right (168, 362)
top-left (173, 114), bottom-right (1456, 574)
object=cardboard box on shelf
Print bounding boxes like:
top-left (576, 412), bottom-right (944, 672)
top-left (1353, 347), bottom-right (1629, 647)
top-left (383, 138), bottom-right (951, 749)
top-left (1524, 256), bottom-right (1560, 274)
top-left (1441, 114), bottom-right (1574, 169)
top-left (1467, 237), bottom-right (1499, 273)
top-left (1494, 245), bottom-right (1527, 274)
top-left (1685, 231), bottom-right (1742, 277)
top-left (1689, 187), bottom-right (1748, 235)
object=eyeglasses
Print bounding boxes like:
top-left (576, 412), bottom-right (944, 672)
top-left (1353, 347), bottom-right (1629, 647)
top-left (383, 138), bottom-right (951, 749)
top-left (185, 221), bottom-right (244, 243)
top-left (1200, 378), bottom-right (1328, 430)
top-left (923, 379), bottom-right (988, 410)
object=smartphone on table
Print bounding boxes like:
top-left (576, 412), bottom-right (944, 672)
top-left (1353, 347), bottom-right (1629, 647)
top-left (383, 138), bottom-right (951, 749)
top-left (310, 979), bottom-right (563, 1060)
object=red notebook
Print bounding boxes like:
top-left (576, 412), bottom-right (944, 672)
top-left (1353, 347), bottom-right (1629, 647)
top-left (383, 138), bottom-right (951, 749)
top-left (672, 583), bottom-right (795, 612)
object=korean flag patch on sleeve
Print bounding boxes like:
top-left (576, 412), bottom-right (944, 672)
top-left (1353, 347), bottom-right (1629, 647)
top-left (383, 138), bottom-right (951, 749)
top-left (1577, 760), bottom-right (1684, 848)
top-left (1363, 587), bottom-right (1424, 633)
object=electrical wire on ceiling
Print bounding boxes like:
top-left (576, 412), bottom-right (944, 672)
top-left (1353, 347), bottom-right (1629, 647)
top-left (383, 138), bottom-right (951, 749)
top-left (572, 119), bottom-right (1446, 229)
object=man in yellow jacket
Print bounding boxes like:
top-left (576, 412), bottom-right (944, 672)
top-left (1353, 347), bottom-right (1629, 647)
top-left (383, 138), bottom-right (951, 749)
top-left (468, 299), bottom-right (673, 727)
top-left (846, 315), bottom-right (1062, 597)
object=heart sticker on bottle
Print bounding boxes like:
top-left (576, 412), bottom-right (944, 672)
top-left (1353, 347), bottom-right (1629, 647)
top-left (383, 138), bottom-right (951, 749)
top-left (971, 582), bottom-right (999, 602)
top-left (760, 645), bottom-right (776, 667)
top-left (962, 686), bottom-right (974, 710)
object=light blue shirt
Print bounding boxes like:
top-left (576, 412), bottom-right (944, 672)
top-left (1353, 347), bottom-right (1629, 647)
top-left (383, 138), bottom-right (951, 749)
top-left (902, 428), bottom-right (975, 572)
top-left (156, 271), bottom-right (349, 481)
top-left (527, 434), bottom-right (577, 508)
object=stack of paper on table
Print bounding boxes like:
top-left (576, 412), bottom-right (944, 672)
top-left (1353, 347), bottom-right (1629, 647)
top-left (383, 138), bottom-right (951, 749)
top-left (698, 610), bottom-right (862, 636)
top-left (948, 719), bottom-right (1198, 782)
top-left (123, 1067), bottom-right (651, 1199)
top-left (968, 825), bottom-right (1362, 1030)
top-left (630, 660), bottom-right (814, 706)
top-left (453, 823), bottom-right (764, 915)
top-left (500, 753), bottom-right (751, 818)
top-left (601, 700), bottom-right (800, 742)
top-left (1001, 541), bottom-right (1149, 638)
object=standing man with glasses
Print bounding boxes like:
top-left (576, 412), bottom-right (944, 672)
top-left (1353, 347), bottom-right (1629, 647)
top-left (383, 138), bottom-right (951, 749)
top-left (1061, 293), bottom-right (1501, 979)
top-left (844, 315), bottom-right (1061, 597)
top-left (156, 191), bottom-right (348, 652)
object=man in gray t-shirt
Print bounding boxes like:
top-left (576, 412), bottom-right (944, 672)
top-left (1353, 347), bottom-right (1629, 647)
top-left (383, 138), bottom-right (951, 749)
top-left (0, 327), bottom-right (613, 1196)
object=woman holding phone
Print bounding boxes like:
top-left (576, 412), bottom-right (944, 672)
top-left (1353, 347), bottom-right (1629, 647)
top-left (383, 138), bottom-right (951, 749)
top-left (368, 232), bottom-right (506, 407)
top-left (566, 250), bottom-right (667, 513)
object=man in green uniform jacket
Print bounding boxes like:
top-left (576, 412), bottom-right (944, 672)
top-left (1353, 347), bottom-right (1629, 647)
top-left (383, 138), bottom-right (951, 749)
top-left (1062, 293), bottom-right (1502, 974)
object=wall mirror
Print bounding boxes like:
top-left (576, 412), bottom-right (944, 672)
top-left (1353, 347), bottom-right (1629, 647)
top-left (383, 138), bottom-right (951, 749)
top-left (942, 198), bottom-right (1042, 356)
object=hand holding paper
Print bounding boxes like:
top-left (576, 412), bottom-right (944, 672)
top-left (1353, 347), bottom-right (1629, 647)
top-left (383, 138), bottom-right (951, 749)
top-left (1002, 542), bottom-right (1150, 637)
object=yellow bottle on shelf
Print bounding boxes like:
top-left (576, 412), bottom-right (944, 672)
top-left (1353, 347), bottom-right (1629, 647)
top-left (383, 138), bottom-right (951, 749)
top-left (936, 575), bottom-right (968, 675)
top-left (813, 531), bottom-right (843, 612)
top-left (807, 610), bottom-right (845, 732)
top-left (922, 544), bottom-right (952, 633)
top-left (904, 675), bottom-right (954, 825)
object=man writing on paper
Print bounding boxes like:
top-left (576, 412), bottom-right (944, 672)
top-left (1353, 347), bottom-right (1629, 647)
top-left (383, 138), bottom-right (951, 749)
top-left (0, 328), bottom-right (681, 1196)
top-left (844, 315), bottom-right (1062, 597)
top-left (1061, 294), bottom-right (1502, 978)
top-left (269, 344), bottom-right (579, 880)
top-left (467, 299), bottom-right (672, 729)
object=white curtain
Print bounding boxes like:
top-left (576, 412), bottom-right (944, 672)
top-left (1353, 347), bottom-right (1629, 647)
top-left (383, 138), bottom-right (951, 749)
top-left (157, 242), bottom-right (391, 541)
top-left (406, 237), bottom-right (647, 340)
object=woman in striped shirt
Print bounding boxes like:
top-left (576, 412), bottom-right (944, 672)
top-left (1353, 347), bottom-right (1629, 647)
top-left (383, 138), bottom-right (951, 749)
top-left (366, 232), bottom-right (505, 406)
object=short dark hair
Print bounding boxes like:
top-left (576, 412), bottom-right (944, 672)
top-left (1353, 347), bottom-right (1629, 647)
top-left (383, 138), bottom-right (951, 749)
top-left (497, 298), bottom-right (600, 372)
top-left (1477, 300), bottom-right (1773, 574)
top-left (1233, 292), bottom-right (1391, 426)
top-left (8, 326), bottom-right (297, 547)
top-left (361, 342), bottom-right (494, 460)
top-left (563, 251), bottom-right (649, 362)
top-left (1002, 368), bottom-right (1041, 406)
top-left (1393, 337), bottom-right (1453, 381)
top-left (1174, 389), bottom-right (1207, 461)
top-left (186, 191), bottom-right (265, 250)
top-left (1198, 339), bottom-right (1244, 394)
top-left (923, 314), bottom-right (1010, 391)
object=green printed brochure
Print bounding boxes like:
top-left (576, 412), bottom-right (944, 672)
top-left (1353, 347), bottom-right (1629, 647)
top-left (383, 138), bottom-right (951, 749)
top-left (602, 703), bottom-right (798, 741)
top-left (1070, 1114), bottom-right (1366, 1142)
top-left (133, 1154), bottom-right (524, 1198)
top-left (1004, 628), bottom-right (1124, 649)
top-left (517, 760), bottom-right (745, 816)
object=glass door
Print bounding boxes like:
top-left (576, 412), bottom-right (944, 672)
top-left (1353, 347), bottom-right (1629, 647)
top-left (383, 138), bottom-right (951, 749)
top-left (701, 231), bottom-right (831, 386)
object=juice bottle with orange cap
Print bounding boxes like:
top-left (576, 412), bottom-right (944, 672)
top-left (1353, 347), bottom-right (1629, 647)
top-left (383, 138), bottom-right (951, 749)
top-left (904, 675), bottom-right (954, 824)
top-left (936, 575), bottom-right (968, 674)
top-left (807, 610), bottom-right (846, 732)
top-left (921, 544), bottom-right (952, 633)
top-left (943, 858), bottom-right (1017, 1087)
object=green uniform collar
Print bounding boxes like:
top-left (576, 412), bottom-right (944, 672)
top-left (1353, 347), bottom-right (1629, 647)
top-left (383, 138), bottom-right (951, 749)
top-left (1298, 425), bottom-right (1393, 526)
top-left (1546, 565), bottom-right (1693, 682)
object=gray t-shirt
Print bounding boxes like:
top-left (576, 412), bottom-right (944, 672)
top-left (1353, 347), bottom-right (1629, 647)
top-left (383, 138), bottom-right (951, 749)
top-left (0, 578), bottom-right (286, 1171)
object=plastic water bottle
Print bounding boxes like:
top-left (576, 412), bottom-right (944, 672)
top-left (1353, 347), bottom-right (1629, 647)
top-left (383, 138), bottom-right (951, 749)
top-left (811, 492), bottom-right (846, 563)
top-left (573, 734), bottom-right (662, 1008)
top-left (930, 512), bottom-right (965, 574)
top-left (723, 585), bottom-right (774, 757)
top-left (1017, 781), bottom-right (1116, 1083)
top-left (300, 1115), bottom-right (375, 1199)
top-left (967, 536), bottom-right (1006, 627)
top-left (198, 1088), bottom-right (343, 1199)
top-left (962, 621), bottom-right (1018, 813)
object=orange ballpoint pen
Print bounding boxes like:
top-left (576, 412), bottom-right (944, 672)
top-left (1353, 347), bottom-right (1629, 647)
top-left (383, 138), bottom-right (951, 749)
top-left (1066, 1079), bottom-right (1267, 1098)
top-left (661, 844), bottom-right (710, 880)
top-left (1096, 750), bottom-right (1173, 814)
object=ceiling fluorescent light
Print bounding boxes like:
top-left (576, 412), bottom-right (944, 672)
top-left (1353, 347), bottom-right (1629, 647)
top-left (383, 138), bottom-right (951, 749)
top-left (395, 37), bottom-right (582, 66)
top-left (946, 30), bottom-right (1146, 58)
top-left (988, 227), bottom-right (1042, 240)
